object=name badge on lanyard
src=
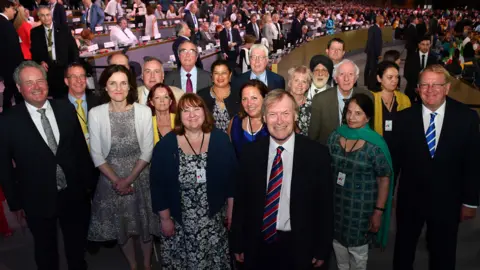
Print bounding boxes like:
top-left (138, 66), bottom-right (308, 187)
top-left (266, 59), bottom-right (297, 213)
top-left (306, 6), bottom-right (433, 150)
top-left (385, 120), bottom-right (393, 131)
top-left (196, 168), bottom-right (206, 183)
top-left (337, 172), bottom-right (346, 186)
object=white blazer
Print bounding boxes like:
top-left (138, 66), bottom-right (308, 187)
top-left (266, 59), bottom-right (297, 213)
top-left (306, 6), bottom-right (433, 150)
top-left (88, 103), bottom-right (154, 167)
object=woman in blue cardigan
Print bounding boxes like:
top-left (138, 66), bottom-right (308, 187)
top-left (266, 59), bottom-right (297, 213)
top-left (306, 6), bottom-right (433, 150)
top-left (150, 93), bottom-right (237, 269)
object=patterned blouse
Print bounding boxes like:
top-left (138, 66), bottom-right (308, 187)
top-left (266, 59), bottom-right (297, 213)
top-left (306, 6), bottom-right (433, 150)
top-left (210, 91), bottom-right (231, 133)
top-left (297, 99), bottom-right (312, 136)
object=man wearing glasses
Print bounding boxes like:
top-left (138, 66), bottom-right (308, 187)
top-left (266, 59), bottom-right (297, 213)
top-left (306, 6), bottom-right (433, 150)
top-left (31, 6), bottom-right (79, 98)
top-left (393, 64), bottom-right (480, 270)
top-left (164, 40), bottom-right (212, 93)
top-left (231, 44), bottom-right (285, 93)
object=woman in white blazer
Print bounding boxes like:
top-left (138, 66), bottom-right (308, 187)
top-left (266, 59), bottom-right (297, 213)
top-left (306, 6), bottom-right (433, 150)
top-left (262, 14), bottom-right (277, 51)
top-left (87, 65), bottom-right (159, 270)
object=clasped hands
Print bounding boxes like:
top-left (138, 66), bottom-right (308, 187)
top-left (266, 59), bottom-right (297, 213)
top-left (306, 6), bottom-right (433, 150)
top-left (112, 177), bottom-right (134, 195)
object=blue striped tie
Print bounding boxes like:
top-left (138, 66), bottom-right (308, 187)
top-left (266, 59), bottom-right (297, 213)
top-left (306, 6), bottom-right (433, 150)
top-left (262, 146), bottom-right (284, 243)
top-left (426, 112), bottom-right (438, 158)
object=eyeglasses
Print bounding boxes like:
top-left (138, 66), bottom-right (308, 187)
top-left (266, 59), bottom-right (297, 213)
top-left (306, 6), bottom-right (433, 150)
top-left (250, 55), bottom-right (268, 61)
top-left (418, 82), bottom-right (448, 90)
top-left (67, 74), bottom-right (86, 80)
top-left (179, 49), bottom-right (198, 56)
top-left (22, 79), bottom-right (47, 88)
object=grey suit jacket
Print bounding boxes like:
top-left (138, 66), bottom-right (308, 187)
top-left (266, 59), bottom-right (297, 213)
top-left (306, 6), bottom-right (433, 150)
top-left (308, 87), bottom-right (373, 144)
top-left (199, 30), bottom-right (216, 48)
top-left (164, 67), bottom-right (212, 93)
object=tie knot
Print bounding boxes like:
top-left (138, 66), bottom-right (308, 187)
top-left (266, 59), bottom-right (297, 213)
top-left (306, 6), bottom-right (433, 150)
top-left (430, 112), bottom-right (438, 119)
top-left (37, 108), bottom-right (46, 116)
top-left (277, 146), bottom-right (284, 154)
top-left (76, 99), bottom-right (83, 106)
top-left (186, 73), bottom-right (191, 78)
top-left (343, 98), bottom-right (350, 103)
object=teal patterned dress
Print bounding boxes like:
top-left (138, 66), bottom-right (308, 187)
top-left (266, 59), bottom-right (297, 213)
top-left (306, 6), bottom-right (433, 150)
top-left (327, 131), bottom-right (391, 247)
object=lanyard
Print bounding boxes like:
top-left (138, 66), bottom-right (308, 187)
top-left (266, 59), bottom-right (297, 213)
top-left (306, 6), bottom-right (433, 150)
top-left (341, 139), bottom-right (359, 170)
top-left (184, 133), bottom-right (205, 155)
top-left (382, 94), bottom-right (395, 112)
top-left (247, 116), bottom-right (263, 142)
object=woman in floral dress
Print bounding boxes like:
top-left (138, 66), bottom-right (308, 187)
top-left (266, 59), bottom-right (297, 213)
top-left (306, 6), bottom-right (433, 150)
top-left (287, 65), bottom-right (314, 136)
top-left (150, 93), bottom-right (237, 269)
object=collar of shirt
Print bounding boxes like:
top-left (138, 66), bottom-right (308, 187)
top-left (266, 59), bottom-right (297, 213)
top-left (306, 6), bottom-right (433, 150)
top-left (337, 86), bottom-right (353, 122)
top-left (422, 101), bottom-right (446, 147)
top-left (181, 66), bottom-right (197, 77)
top-left (419, 51), bottom-right (428, 58)
top-left (44, 23), bottom-right (54, 31)
top-left (268, 133), bottom-right (295, 159)
top-left (180, 66), bottom-right (198, 91)
top-left (25, 100), bottom-right (51, 116)
top-left (179, 35), bottom-right (190, 40)
top-left (422, 100), bottom-right (446, 119)
top-left (0, 13), bottom-right (8, 20)
top-left (250, 70), bottom-right (267, 83)
top-left (68, 93), bottom-right (86, 106)
top-left (307, 83), bottom-right (327, 100)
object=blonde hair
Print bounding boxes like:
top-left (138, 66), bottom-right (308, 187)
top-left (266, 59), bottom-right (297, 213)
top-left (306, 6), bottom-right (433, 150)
top-left (419, 64), bottom-right (451, 84)
top-left (287, 65), bottom-right (313, 92)
top-left (13, 6), bottom-right (27, 30)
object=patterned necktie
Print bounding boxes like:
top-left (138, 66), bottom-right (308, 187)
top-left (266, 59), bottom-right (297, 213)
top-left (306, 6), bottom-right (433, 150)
top-left (37, 109), bottom-right (67, 190)
top-left (426, 112), bottom-right (438, 158)
top-left (47, 29), bottom-right (53, 59)
top-left (186, 73), bottom-right (193, 93)
top-left (262, 146), bottom-right (284, 243)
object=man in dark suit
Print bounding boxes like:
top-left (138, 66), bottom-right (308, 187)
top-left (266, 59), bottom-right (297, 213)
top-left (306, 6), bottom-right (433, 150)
top-left (272, 13), bottom-right (284, 51)
top-left (199, 0), bottom-right (211, 20)
top-left (364, 15), bottom-right (383, 89)
top-left (0, 0), bottom-right (24, 111)
top-left (309, 59), bottom-right (373, 144)
top-left (288, 10), bottom-right (304, 45)
top-left (31, 6), bottom-right (79, 99)
top-left (172, 22), bottom-right (203, 70)
top-left (231, 44), bottom-right (285, 93)
top-left (405, 15), bottom-right (418, 59)
top-left (231, 89), bottom-right (333, 270)
top-left (164, 40), bottom-right (212, 93)
top-left (416, 17), bottom-right (427, 39)
top-left (246, 13), bottom-right (262, 42)
top-left (0, 61), bottom-right (94, 270)
top-left (48, 0), bottom-right (67, 25)
top-left (404, 35), bottom-right (438, 103)
top-left (220, 18), bottom-right (242, 71)
top-left (392, 64), bottom-right (480, 270)
top-left (183, 2), bottom-right (199, 44)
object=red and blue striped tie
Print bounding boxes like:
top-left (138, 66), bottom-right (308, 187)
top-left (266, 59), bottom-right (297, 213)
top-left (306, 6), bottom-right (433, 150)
top-left (262, 146), bottom-right (284, 243)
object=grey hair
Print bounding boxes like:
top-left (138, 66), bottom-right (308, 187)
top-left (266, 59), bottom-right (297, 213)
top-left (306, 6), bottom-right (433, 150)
top-left (177, 40), bottom-right (198, 56)
top-left (13, 61), bottom-right (47, 85)
top-left (261, 89), bottom-right (299, 118)
top-left (301, 25), bottom-right (309, 30)
top-left (332, 59), bottom-right (360, 79)
top-left (249, 44), bottom-right (269, 58)
top-left (176, 22), bottom-right (188, 36)
top-left (143, 56), bottom-right (164, 74)
top-left (287, 65), bottom-right (313, 91)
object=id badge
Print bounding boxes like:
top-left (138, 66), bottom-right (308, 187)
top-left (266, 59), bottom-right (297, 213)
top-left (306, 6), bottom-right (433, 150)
top-left (337, 172), bottom-right (346, 186)
top-left (196, 168), bottom-right (206, 183)
top-left (385, 120), bottom-right (393, 131)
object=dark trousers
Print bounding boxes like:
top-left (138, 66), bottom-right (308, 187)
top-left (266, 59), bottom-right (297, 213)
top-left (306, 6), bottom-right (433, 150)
top-left (364, 55), bottom-right (378, 89)
top-left (47, 63), bottom-right (68, 99)
top-left (253, 231), bottom-right (295, 270)
top-left (226, 50), bottom-right (239, 71)
top-left (26, 190), bottom-right (90, 270)
top-left (393, 207), bottom-right (459, 270)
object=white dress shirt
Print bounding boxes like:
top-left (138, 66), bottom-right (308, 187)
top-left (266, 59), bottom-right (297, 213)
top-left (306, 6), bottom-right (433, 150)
top-left (266, 135), bottom-right (295, 231)
top-left (26, 101), bottom-right (60, 145)
top-left (105, 0), bottom-right (123, 17)
top-left (422, 101), bottom-right (477, 208)
top-left (180, 66), bottom-right (198, 93)
top-left (110, 25), bottom-right (138, 45)
top-left (44, 24), bottom-right (57, 60)
top-left (307, 83), bottom-right (327, 101)
top-left (0, 13), bottom-right (8, 20)
top-left (337, 87), bottom-right (353, 124)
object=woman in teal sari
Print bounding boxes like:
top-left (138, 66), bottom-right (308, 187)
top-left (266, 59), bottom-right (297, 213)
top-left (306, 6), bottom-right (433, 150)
top-left (326, 93), bottom-right (393, 270)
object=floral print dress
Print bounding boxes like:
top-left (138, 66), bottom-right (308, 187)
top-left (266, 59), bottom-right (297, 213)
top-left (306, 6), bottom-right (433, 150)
top-left (210, 91), bottom-right (231, 133)
top-left (160, 148), bottom-right (230, 270)
top-left (297, 99), bottom-right (312, 136)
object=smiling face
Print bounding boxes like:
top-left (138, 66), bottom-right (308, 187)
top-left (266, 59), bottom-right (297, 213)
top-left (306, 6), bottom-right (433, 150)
top-left (289, 72), bottom-right (310, 97)
top-left (105, 72), bottom-right (130, 103)
top-left (212, 64), bottom-right (232, 88)
top-left (250, 47), bottom-right (268, 75)
top-left (346, 100), bottom-right (369, 129)
top-left (377, 67), bottom-right (399, 92)
top-left (150, 87), bottom-right (172, 113)
top-left (335, 61), bottom-right (357, 92)
top-left (418, 70), bottom-right (450, 111)
top-left (264, 95), bottom-right (297, 144)
top-left (142, 60), bottom-right (164, 90)
top-left (326, 41), bottom-right (345, 64)
top-left (312, 63), bottom-right (330, 88)
top-left (65, 66), bottom-right (87, 97)
top-left (180, 103), bottom-right (205, 132)
top-left (17, 67), bottom-right (49, 108)
top-left (241, 86), bottom-right (263, 118)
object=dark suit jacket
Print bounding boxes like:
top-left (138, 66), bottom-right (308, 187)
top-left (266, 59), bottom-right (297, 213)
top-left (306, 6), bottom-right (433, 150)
top-left (365, 24), bottom-right (382, 58)
top-left (245, 22), bottom-right (262, 41)
top-left (405, 24), bottom-right (418, 52)
top-left (199, 1), bottom-right (211, 20)
top-left (52, 3), bottom-right (67, 25)
top-left (393, 98), bottom-right (480, 222)
top-left (416, 22), bottom-right (427, 38)
top-left (164, 67), bottom-right (212, 92)
top-left (231, 70), bottom-right (286, 93)
top-left (30, 23), bottom-right (79, 67)
top-left (0, 16), bottom-right (24, 89)
top-left (197, 86), bottom-right (240, 119)
top-left (183, 10), bottom-right (198, 44)
top-left (289, 18), bottom-right (304, 44)
top-left (404, 51), bottom-right (438, 87)
top-left (219, 27), bottom-right (242, 54)
top-left (198, 30), bottom-right (216, 48)
top-left (308, 87), bottom-right (374, 144)
top-left (0, 100), bottom-right (95, 218)
top-left (231, 134), bottom-right (333, 268)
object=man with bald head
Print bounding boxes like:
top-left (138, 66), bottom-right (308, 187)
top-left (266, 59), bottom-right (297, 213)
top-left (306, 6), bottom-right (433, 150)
top-left (107, 52), bottom-right (130, 69)
top-left (309, 59), bottom-right (373, 144)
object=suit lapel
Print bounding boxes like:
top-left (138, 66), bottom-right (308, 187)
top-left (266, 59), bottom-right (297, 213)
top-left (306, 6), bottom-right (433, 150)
top-left (329, 88), bottom-right (340, 127)
top-left (257, 138), bottom-right (270, 199)
top-left (433, 100), bottom-right (453, 159)
top-left (413, 104), bottom-right (431, 158)
top-left (49, 100), bottom-right (65, 149)
top-left (18, 103), bottom-right (56, 155)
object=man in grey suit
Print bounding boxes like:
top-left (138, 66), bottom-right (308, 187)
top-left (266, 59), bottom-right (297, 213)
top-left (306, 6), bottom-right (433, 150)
top-left (198, 22), bottom-right (216, 49)
top-left (308, 59), bottom-right (373, 144)
top-left (164, 40), bottom-right (212, 93)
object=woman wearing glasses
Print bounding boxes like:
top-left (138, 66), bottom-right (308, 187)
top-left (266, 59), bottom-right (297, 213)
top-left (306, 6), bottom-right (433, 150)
top-left (88, 65), bottom-right (159, 270)
top-left (150, 93), bottom-right (237, 269)
top-left (228, 80), bottom-right (270, 157)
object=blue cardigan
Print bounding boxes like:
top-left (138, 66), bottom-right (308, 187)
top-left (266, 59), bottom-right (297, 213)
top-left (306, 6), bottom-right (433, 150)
top-left (150, 128), bottom-right (238, 224)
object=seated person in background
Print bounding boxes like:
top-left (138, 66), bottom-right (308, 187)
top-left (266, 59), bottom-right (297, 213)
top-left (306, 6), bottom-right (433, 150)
top-left (300, 25), bottom-right (312, 43)
top-left (166, 4), bottom-right (177, 18)
top-left (214, 24), bottom-right (224, 39)
top-left (445, 49), bottom-right (462, 76)
top-left (110, 17), bottom-right (138, 46)
top-left (209, 15), bottom-right (220, 33)
top-left (199, 22), bottom-right (216, 48)
top-left (78, 29), bottom-right (95, 52)
top-left (154, 4), bottom-right (165, 19)
top-left (104, 0), bottom-right (124, 21)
